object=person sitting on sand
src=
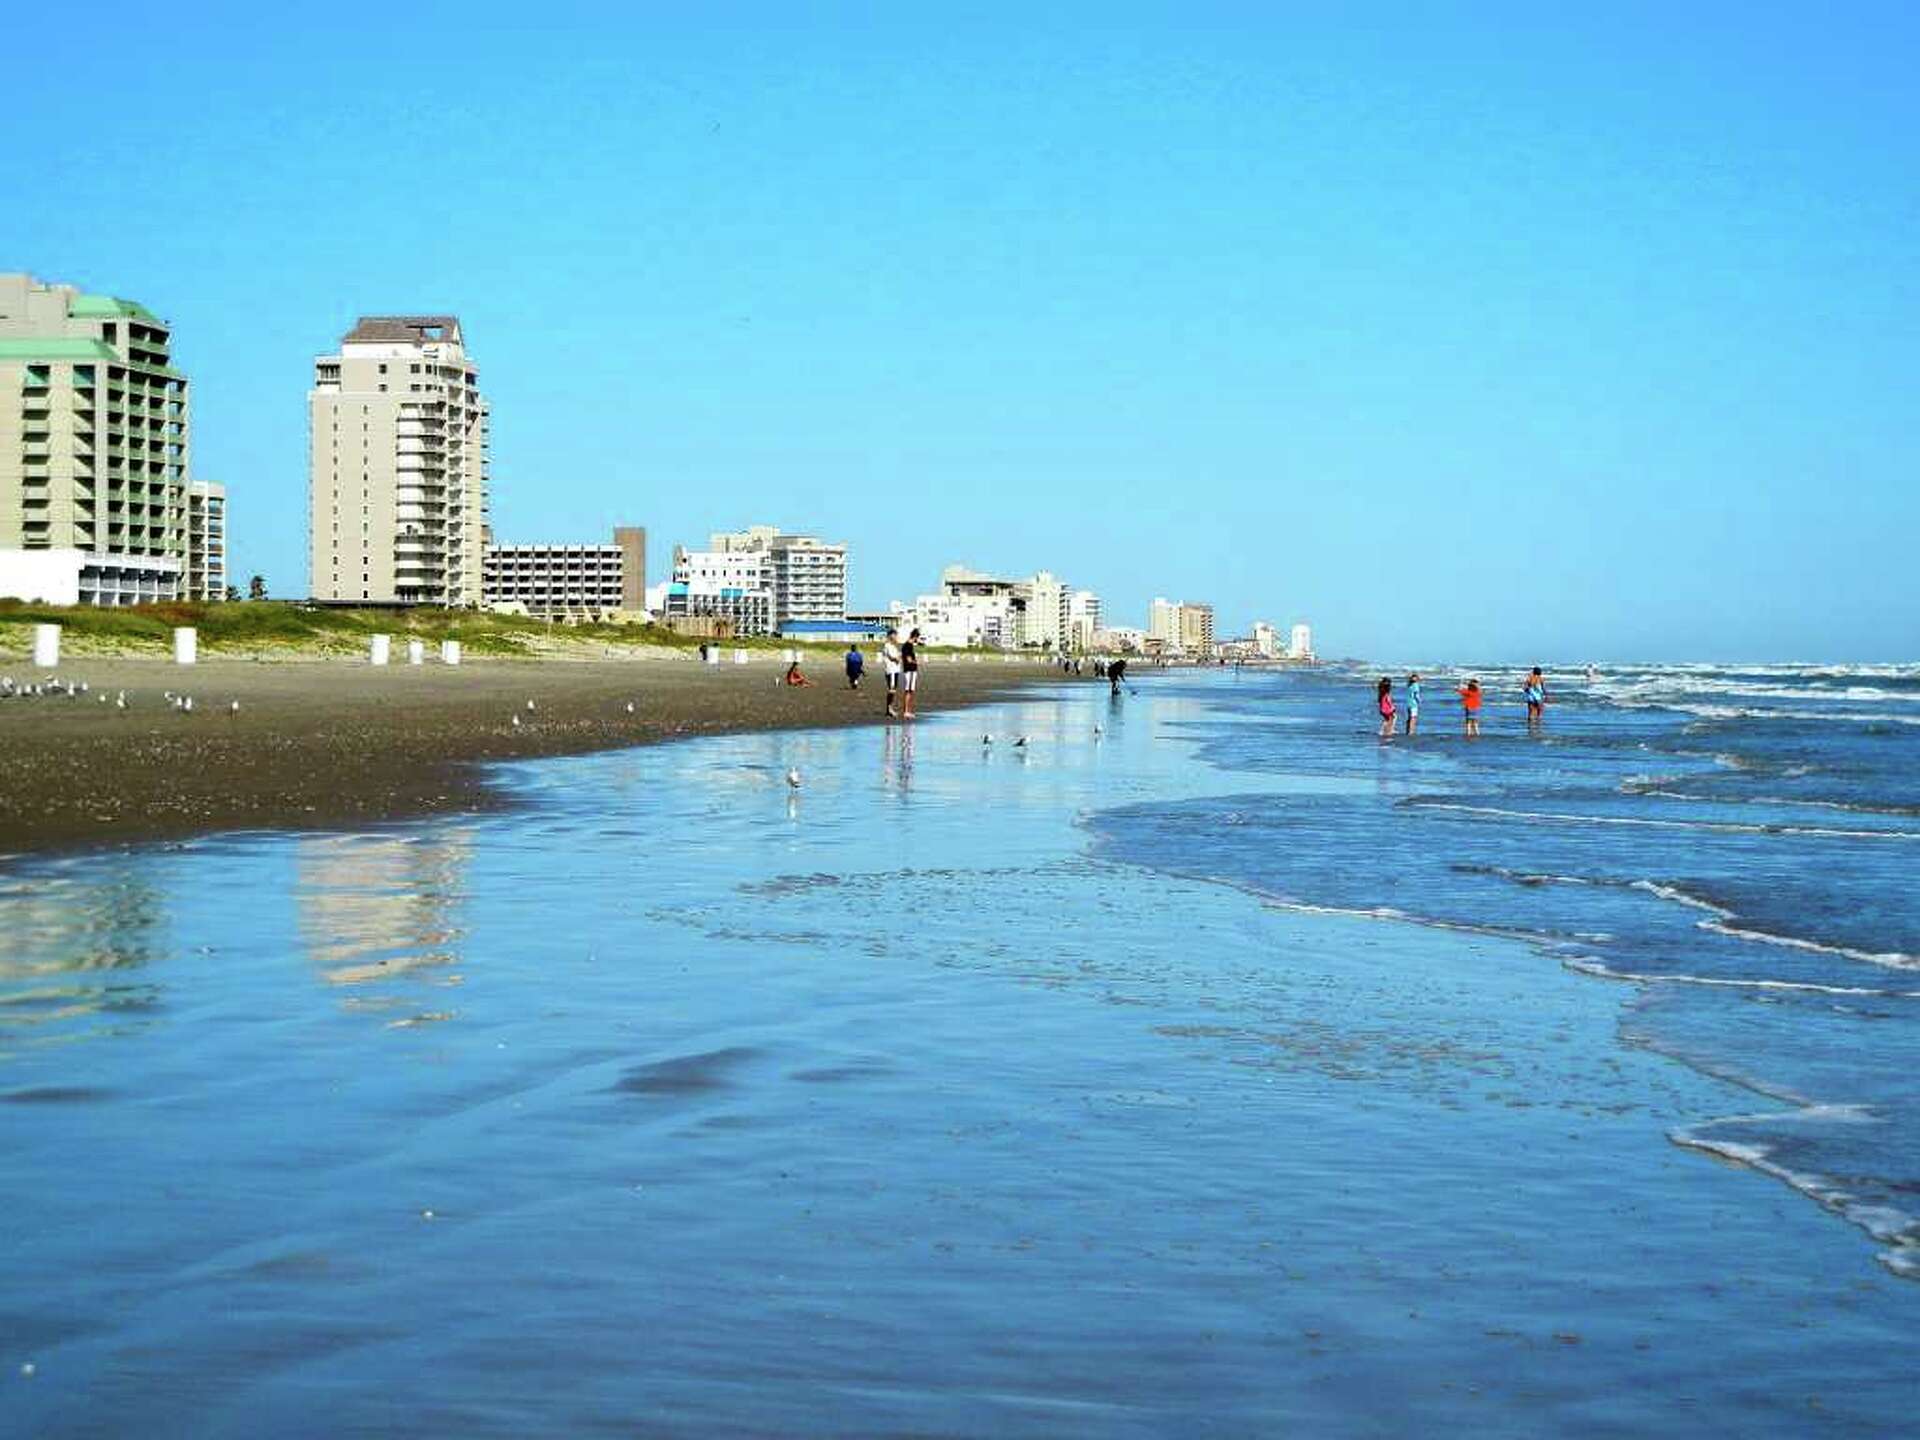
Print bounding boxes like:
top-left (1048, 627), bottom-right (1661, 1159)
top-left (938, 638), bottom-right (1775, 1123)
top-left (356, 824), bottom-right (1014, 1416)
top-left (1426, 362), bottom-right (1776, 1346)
top-left (1377, 677), bottom-right (1396, 739)
top-left (844, 644), bottom-right (865, 689)
top-left (784, 661), bottom-right (812, 688)
top-left (1458, 678), bottom-right (1482, 737)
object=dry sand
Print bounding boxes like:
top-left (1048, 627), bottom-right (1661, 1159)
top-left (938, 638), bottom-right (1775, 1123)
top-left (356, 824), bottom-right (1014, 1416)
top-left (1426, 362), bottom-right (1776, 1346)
top-left (0, 653), bottom-right (1058, 855)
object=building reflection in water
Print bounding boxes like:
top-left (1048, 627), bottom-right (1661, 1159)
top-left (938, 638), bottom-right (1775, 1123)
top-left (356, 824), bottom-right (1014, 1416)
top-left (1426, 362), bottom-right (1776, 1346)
top-left (0, 867), bottom-right (168, 1056)
top-left (294, 827), bottom-right (473, 1020)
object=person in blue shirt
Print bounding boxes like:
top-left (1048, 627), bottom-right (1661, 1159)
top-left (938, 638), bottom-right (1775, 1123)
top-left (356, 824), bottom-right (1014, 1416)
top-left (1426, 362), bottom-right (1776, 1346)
top-left (844, 643), bottom-right (865, 690)
top-left (1405, 672), bottom-right (1422, 735)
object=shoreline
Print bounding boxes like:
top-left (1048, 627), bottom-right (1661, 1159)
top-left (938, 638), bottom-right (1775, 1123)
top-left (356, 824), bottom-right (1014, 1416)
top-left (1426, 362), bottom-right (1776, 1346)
top-left (0, 654), bottom-right (1062, 858)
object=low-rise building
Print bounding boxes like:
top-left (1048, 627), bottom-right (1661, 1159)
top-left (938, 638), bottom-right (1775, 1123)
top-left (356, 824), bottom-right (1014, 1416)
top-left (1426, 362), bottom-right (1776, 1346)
top-left (665, 544), bottom-right (772, 635)
top-left (185, 481), bottom-right (227, 601)
top-left (483, 526), bottom-right (645, 621)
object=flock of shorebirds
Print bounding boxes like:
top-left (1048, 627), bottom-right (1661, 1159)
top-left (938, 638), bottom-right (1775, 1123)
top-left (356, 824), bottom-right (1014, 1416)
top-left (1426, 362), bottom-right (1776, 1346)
top-left (0, 674), bottom-right (238, 715)
top-left (4, 675), bottom-right (1109, 798)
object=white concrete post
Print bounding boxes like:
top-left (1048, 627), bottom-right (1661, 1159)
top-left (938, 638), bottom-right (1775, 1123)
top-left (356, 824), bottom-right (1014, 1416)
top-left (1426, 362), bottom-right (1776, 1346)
top-left (441, 640), bottom-right (462, 666)
top-left (408, 639), bottom-right (425, 665)
top-left (369, 634), bottom-right (391, 666)
top-left (734, 648), bottom-right (748, 664)
top-left (173, 627), bottom-right (197, 665)
top-left (705, 646), bottom-right (721, 665)
top-left (31, 624), bottom-right (59, 669)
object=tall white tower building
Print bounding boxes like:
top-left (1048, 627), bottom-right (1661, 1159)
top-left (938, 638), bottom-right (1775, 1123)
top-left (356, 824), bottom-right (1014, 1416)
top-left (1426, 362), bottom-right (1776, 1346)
top-left (309, 316), bottom-right (489, 605)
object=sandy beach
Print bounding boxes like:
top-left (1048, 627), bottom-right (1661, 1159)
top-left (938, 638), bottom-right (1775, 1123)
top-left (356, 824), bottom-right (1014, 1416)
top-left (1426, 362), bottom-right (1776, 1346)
top-left (0, 653), bottom-right (1054, 854)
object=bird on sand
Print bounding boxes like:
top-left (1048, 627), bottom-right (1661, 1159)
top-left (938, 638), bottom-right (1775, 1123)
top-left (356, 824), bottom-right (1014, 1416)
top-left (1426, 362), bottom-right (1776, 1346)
top-left (1013, 736), bottom-right (1029, 748)
top-left (786, 768), bottom-right (802, 789)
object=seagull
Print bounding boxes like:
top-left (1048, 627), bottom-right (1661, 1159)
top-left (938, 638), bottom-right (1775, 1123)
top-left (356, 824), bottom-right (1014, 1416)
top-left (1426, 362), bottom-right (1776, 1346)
top-left (164, 690), bottom-right (175, 702)
top-left (1013, 736), bottom-right (1029, 749)
top-left (229, 700), bottom-right (240, 715)
top-left (1093, 724), bottom-right (1103, 736)
top-left (511, 713), bottom-right (522, 728)
top-left (98, 693), bottom-right (109, 704)
top-left (625, 702), bottom-right (635, 714)
top-left (115, 691), bottom-right (127, 710)
top-left (786, 768), bottom-right (802, 789)
top-left (525, 699), bottom-right (536, 712)
top-left (982, 733), bottom-right (993, 746)
top-left (182, 696), bottom-right (194, 713)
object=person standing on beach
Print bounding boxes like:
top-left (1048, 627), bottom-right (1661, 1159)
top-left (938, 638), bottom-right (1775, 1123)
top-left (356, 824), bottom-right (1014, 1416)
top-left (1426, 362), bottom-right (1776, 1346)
top-left (900, 628), bottom-right (922, 719)
top-left (1109, 657), bottom-right (1128, 695)
top-left (1405, 672), bottom-right (1422, 735)
top-left (1524, 667), bottom-right (1548, 730)
top-left (1458, 678), bottom-right (1482, 736)
top-left (1377, 677), bottom-right (1396, 739)
top-left (882, 629), bottom-right (902, 717)
top-left (844, 643), bottom-right (865, 690)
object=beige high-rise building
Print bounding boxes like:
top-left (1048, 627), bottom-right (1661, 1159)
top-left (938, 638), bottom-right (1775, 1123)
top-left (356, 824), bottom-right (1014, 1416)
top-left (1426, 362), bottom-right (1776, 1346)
top-left (309, 316), bottom-right (489, 606)
top-left (0, 273), bottom-right (191, 605)
top-left (1179, 602), bottom-right (1216, 656)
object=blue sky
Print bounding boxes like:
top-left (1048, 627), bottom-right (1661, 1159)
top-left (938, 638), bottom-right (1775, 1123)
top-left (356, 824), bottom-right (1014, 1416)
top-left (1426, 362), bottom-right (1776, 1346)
top-left (11, 2), bottom-right (1917, 660)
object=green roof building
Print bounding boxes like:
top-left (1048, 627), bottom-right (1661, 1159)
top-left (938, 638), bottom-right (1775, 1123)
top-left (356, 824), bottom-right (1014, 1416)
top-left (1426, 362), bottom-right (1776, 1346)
top-left (0, 272), bottom-right (214, 604)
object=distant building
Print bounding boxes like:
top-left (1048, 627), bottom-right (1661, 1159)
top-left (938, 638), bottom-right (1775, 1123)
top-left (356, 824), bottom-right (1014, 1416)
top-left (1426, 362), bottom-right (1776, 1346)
top-left (0, 272), bottom-right (193, 605)
top-left (1250, 621), bottom-right (1278, 658)
top-left (1147, 597), bottom-right (1215, 656)
top-left (1288, 622), bottom-right (1314, 661)
top-left (1093, 625), bottom-right (1145, 653)
top-left (483, 526), bottom-right (645, 620)
top-left (665, 544), bottom-right (772, 635)
top-left (309, 315), bottom-right (489, 606)
top-left (893, 590), bottom-right (1017, 648)
top-left (1068, 589), bottom-right (1103, 652)
top-left (184, 481), bottom-right (227, 601)
top-left (707, 525), bottom-right (848, 632)
top-left (1147, 597), bottom-right (1180, 649)
top-left (1179, 603), bottom-right (1215, 657)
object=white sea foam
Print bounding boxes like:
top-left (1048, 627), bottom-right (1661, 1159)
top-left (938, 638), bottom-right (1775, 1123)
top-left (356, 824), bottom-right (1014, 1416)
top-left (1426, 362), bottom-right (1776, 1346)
top-left (1410, 801), bottom-right (1920, 841)
top-left (1562, 956), bottom-right (1918, 998)
top-left (1671, 1110), bottom-right (1920, 1282)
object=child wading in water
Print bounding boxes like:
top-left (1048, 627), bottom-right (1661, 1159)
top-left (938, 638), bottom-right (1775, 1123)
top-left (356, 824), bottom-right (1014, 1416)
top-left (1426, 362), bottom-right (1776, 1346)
top-left (1457, 678), bottom-right (1482, 737)
top-left (1405, 672), bottom-right (1422, 735)
top-left (1376, 677), bottom-right (1396, 739)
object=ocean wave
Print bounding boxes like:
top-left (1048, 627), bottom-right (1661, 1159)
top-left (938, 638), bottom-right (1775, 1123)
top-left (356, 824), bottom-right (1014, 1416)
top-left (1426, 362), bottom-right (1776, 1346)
top-left (1407, 801), bottom-right (1920, 841)
top-left (1670, 1111), bottom-right (1920, 1283)
top-left (1562, 956), bottom-right (1918, 998)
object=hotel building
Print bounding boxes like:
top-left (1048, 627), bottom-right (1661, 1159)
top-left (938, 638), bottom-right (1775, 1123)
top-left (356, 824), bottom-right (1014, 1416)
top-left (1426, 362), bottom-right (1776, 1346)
top-left (0, 273), bottom-right (192, 605)
top-left (482, 526), bottom-right (646, 620)
top-left (309, 316), bottom-right (489, 606)
top-left (710, 525), bottom-right (849, 631)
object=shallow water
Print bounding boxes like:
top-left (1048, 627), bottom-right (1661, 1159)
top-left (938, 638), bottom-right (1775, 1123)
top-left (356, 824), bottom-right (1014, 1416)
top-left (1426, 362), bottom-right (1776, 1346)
top-left (2, 671), bottom-right (1915, 1436)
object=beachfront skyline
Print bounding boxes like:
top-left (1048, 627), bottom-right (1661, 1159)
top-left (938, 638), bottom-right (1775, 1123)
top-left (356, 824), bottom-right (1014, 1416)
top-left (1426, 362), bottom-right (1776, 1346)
top-left (10, 4), bottom-right (1917, 659)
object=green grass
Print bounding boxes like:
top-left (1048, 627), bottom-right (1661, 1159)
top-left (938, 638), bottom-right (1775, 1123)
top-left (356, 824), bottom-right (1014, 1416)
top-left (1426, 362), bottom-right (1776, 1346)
top-left (0, 600), bottom-right (958, 661)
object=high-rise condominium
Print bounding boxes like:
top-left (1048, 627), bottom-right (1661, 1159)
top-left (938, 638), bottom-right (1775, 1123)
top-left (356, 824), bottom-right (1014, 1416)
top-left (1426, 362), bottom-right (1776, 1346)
top-left (0, 273), bottom-right (192, 604)
top-left (309, 316), bottom-right (489, 605)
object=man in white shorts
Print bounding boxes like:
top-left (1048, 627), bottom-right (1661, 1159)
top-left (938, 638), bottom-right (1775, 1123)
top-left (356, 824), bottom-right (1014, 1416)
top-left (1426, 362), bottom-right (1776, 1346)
top-left (882, 629), bottom-right (903, 717)
top-left (900, 628), bottom-right (922, 719)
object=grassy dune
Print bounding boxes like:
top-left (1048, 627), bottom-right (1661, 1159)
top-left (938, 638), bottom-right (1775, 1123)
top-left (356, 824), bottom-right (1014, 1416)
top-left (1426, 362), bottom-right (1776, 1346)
top-left (0, 601), bottom-right (853, 661)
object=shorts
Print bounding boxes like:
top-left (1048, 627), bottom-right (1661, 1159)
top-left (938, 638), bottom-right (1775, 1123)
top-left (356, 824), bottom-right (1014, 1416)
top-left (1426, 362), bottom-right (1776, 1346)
top-left (902, 670), bottom-right (919, 692)
top-left (884, 668), bottom-right (901, 690)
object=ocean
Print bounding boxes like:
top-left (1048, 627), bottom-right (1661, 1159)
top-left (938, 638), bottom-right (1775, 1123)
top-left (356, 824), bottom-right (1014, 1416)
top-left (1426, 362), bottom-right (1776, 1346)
top-left (2, 663), bottom-right (1915, 1435)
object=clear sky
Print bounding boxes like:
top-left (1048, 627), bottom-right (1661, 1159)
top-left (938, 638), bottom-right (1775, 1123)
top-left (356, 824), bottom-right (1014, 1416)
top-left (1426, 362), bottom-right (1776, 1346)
top-left (11, 2), bottom-right (1917, 660)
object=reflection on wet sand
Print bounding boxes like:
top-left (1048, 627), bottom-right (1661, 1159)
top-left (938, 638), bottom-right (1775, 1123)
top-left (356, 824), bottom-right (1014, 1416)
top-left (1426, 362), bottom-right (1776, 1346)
top-left (294, 828), bottom-right (472, 1010)
top-left (0, 868), bottom-right (167, 1054)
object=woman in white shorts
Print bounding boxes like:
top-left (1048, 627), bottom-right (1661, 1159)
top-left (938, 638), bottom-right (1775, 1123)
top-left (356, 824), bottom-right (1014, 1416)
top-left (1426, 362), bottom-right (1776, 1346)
top-left (882, 629), bottom-right (903, 716)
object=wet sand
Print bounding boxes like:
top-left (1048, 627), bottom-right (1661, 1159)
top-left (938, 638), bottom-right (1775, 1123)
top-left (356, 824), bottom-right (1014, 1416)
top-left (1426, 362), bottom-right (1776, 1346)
top-left (0, 655), bottom-right (1055, 854)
